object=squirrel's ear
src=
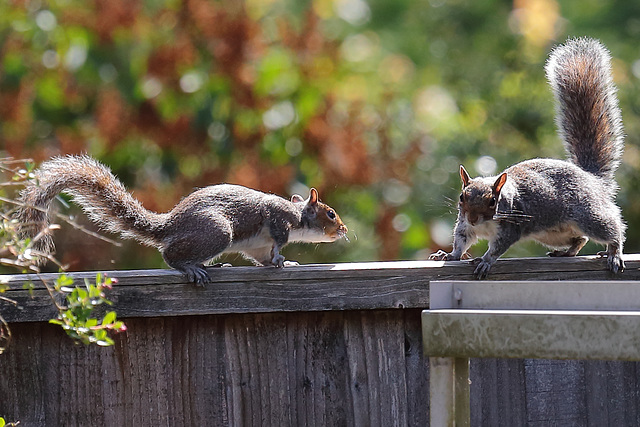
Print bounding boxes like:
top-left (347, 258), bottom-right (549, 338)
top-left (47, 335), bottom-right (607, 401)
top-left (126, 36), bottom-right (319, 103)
top-left (309, 188), bottom-right (319, 205)
top-left (459, 165), bottom-right (471, 188)
top-left (493, 172), bottom-right (507, 194)
top-left (291, 194), bottom-right (305, 203)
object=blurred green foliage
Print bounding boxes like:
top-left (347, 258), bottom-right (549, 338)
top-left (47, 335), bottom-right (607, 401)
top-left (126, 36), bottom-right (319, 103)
top-left (1, 0), bottom-right (640, 271)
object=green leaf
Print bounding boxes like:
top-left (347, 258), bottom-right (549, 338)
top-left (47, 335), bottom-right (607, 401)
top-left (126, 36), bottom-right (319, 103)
top-left (60, 275), bottom-right (74, 287)
top-left (102, 311), bottom-right (117, 326)
top-left (97, 337), bottom-right (115, 347)
top-left (75, 288), bottom-right (88, 300)
top-left (89, 285), bottom-right (102, 299)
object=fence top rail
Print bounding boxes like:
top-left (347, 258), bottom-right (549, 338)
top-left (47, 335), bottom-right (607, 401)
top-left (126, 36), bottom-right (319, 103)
top-left (2, 254), bottom-right (640, 323)
top-left (422, 309), bottom-right (640, 361)
top-left (430, 278), bottom-right (640, 311)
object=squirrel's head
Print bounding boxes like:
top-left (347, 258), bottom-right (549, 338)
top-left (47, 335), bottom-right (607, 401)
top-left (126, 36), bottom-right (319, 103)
top-left (458, 165), bottom-right (507, 226)
top-left (291, 188), bottom-right (348, 242)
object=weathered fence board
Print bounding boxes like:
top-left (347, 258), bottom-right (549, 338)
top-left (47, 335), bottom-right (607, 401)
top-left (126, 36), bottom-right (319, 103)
top-left (0, 310), bottom-right (426, 426)
top-left (2, 256), bottom-right (640, 426)
top-left (3, 255), bottom-right (639, 323)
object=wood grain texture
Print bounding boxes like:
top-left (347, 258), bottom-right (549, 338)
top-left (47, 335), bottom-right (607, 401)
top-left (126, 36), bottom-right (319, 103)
top-left (3, 255), bottom-right (640, 323)
top-left (0, 310), bottom-right (427, 426)
top-left (470, 358), bottom-right (527, 426)
top-left (3, 258), bottom-right (640, 425)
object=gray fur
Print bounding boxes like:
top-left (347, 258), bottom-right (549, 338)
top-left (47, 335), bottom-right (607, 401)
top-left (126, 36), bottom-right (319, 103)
top-left (17, 155), bottom-right (347, 283)
top-left (546, 37), bottom-right (624, 183)
top-left (430, 37), bottom-right (626, 278)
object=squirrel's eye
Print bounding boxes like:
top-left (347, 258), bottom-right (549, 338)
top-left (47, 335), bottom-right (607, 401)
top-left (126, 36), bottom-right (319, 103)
top-left (489, 197), bottom-right (496, 208)
top-left (327, 210), bottom-right (336, 220)
top-left (459, 193), bottom-right (464, 203)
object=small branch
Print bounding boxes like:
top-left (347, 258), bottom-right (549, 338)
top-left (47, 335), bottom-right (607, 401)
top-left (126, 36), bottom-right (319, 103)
top-left (0, 313), bottom-right (11, 354)
top-left (0, 257), bottom-right (40, 271)
top-left (0, 295), bottom-right (18, 306)
top-left (52, 212), bottom-right (123, 247)
top-left (0, 195), bottom-right (122, 247)
top-left (37, 274), bottom-right (66, 312)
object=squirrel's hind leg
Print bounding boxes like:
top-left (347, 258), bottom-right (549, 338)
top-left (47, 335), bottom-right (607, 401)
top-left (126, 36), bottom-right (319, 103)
top-left (547, 236), bottom-right (589, 257)
top-left (598, 242), bottom-right (625, 274)
top-left (240, 247), bottom-right (273, 266)
top-left (241, 245), bottom-right (290, 268)
top-left (161, 229), bottom-right (232, 284)
top-left (582, 210), bottom-right (625, 274)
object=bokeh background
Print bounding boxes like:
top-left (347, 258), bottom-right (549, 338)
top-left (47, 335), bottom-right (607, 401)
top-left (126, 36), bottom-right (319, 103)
top-left (2, 0), bottom-right (640, 272)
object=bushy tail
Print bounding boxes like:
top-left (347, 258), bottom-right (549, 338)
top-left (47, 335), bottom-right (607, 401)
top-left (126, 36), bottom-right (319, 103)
top-left (17, 155), bottom-right (165, 258)
top-left (545, 37), bottom-right (624, 183)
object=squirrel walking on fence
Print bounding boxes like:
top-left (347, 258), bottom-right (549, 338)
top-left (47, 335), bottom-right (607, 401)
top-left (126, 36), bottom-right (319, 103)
top-left (17, 155), bottom-right (348, 283)
top-left (430, 37), bottom-right (626, 278)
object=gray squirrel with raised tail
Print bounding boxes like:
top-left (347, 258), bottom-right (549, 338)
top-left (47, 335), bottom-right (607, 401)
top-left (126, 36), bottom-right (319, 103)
top-left (429, 37), bottom-right (626, 278)
top-left (17, 155), bottom-right (348, 283)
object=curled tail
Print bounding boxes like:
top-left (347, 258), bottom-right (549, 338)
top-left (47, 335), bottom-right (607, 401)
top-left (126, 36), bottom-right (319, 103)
top-left (545, 37), bottom-right (624, 183)
top-left (17, 155), bottom-right (165, 257)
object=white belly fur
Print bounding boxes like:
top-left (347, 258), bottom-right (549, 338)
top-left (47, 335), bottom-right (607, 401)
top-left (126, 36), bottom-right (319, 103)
top-left (224, 226), bottom-right (332, 254)
top-left (527, 221), bottom-right (585, 248)
top-left (225, 226), bottom-right (273, 253)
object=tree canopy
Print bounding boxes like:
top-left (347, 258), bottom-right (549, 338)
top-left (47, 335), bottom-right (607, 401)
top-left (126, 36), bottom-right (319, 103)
top-left (1, 0), bottom-right (640, 271)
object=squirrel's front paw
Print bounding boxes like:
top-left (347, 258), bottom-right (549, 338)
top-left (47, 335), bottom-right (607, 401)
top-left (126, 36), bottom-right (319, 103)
top-left (473, 260), bottom-right (493, 279)
top-left (272, 254), bottom-right (286, 268)
top-left (429, 250), bottom-right (454, 261)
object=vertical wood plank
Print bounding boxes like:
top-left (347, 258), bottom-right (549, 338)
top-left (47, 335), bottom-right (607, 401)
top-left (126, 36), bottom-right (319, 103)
top-left (305, 311), bottom-right (350, 426)
top-left (253, 313), bottom-right (293, 427)
top-left (470, 359), bottom-right (527, 426)
top-left (0, 310), bottom-right (425, 426)
top-left (344, 310), bottom-right (409, 426)
top-left (403, 309), bottom-right (429, 426)
top-left (454, 358), bottom-right (470, 427)
top-left (583, 361), bottom-right (640, 426)
top-left (524, 359), bottom-right (587, 425)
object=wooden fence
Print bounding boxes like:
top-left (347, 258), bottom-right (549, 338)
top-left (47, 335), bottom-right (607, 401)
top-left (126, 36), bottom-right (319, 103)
top-left (1, 255), bottom-right (640, 426)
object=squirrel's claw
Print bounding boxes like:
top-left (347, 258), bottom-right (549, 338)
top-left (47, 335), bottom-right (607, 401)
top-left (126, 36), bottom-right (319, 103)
top-left (429, 250), bottom-right (450, 261)
top-left (598, 250), bottom-right (625, 274)
top-left (473, 259), bottom-right (492, 279)
top-left (182, 264), bottom-right (211, 286)
top-left (607, 254), bottom-right (625, 274)
top-left (272, 253), bottom-right (286, 268)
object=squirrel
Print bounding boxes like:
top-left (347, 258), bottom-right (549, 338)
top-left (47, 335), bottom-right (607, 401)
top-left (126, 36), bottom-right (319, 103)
top-left (429, 37), bottom-right (626, 278)
top-left (17, 155), bottom-right (348, 283)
